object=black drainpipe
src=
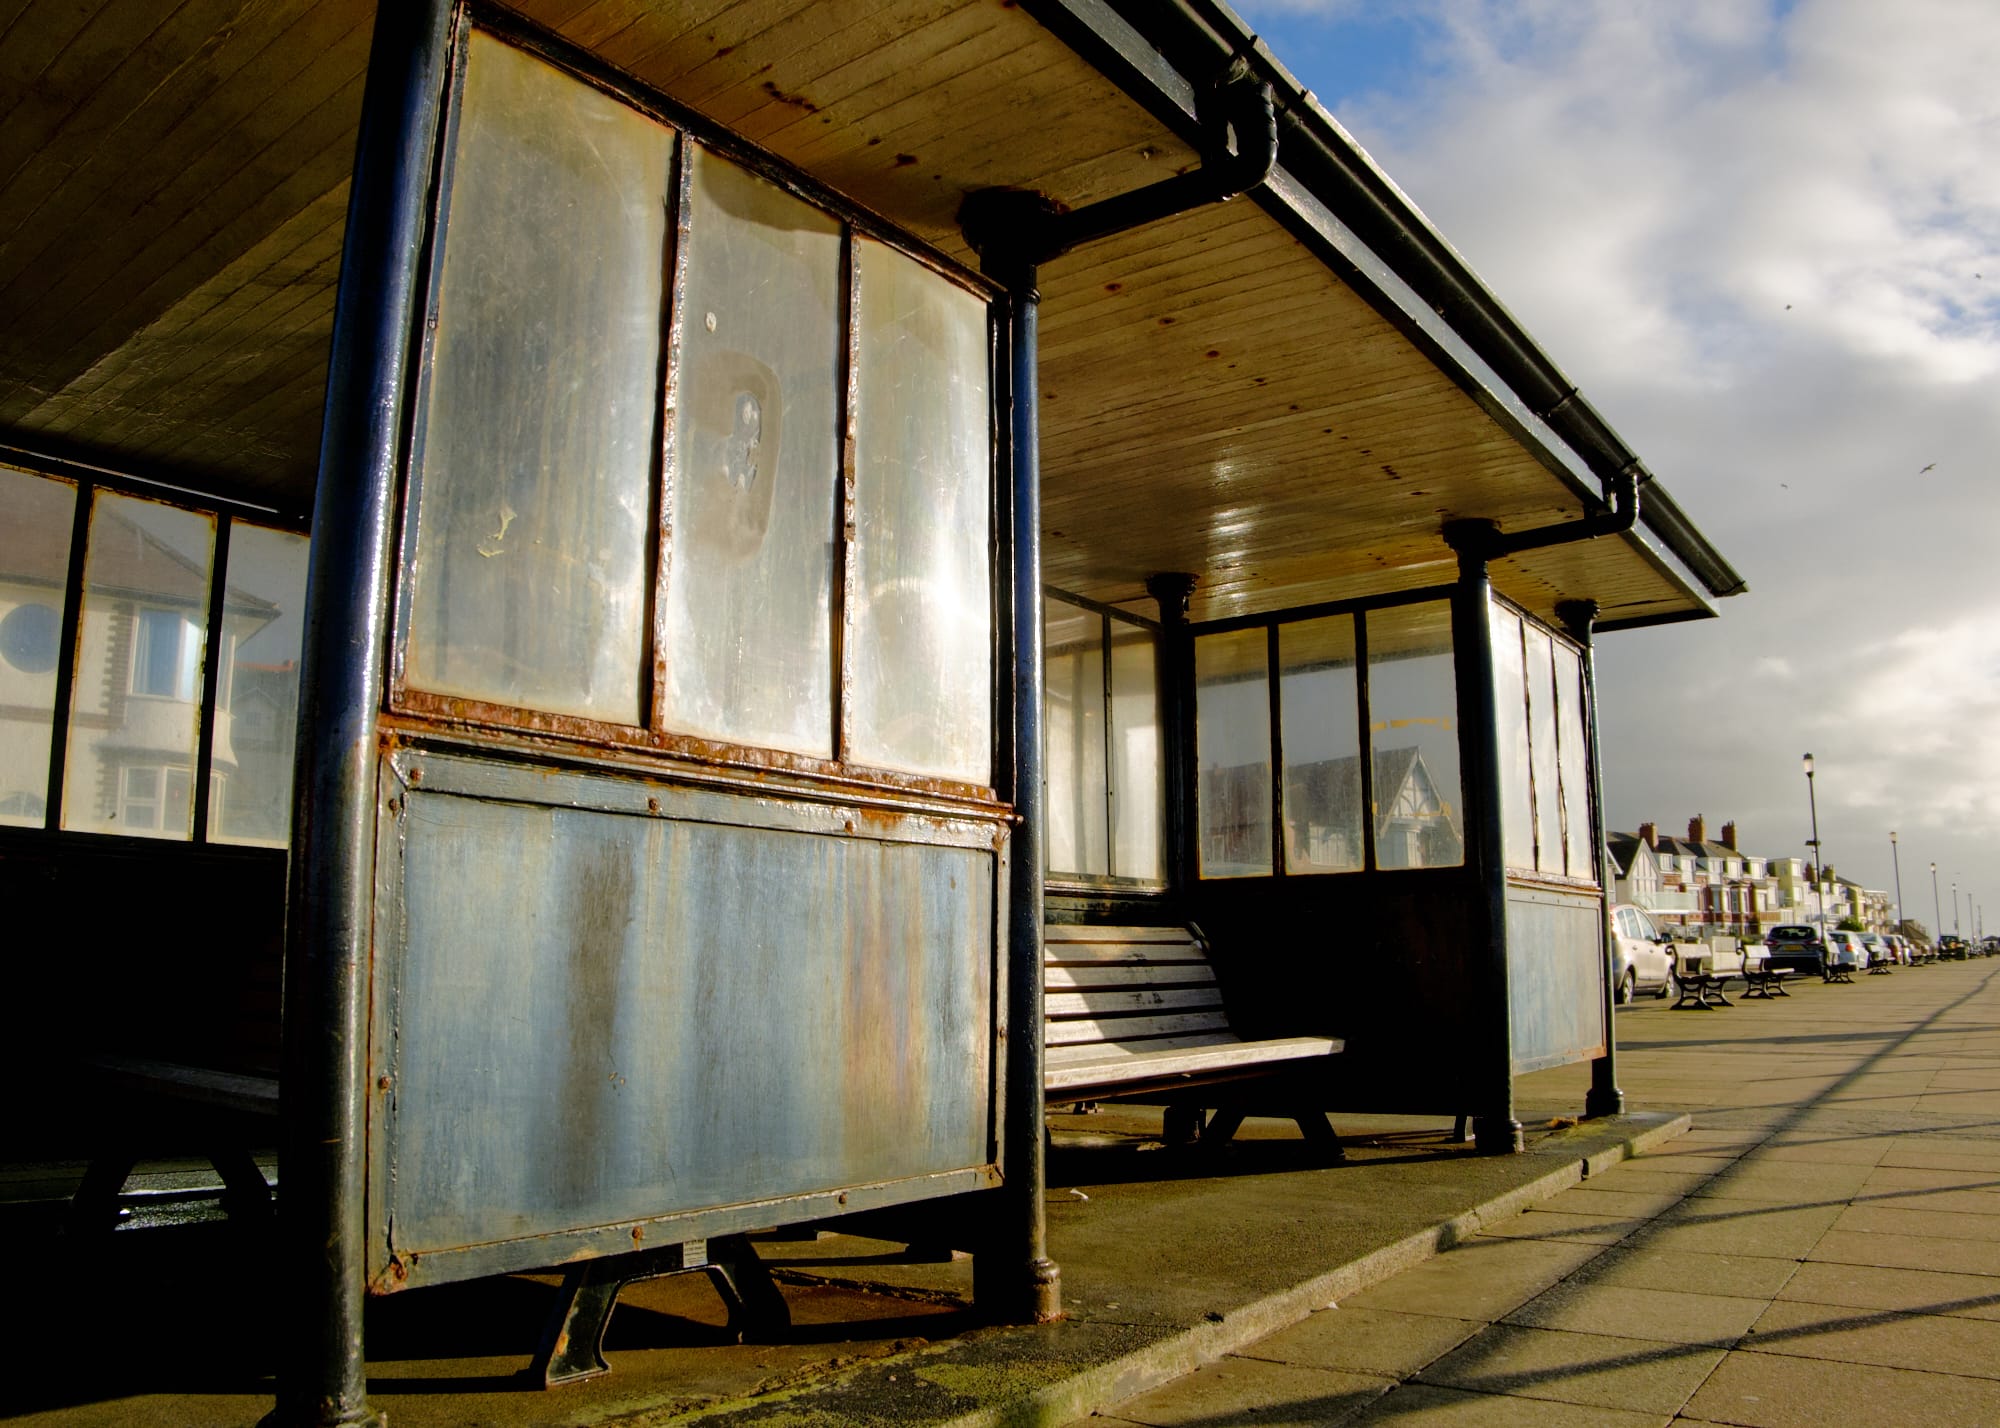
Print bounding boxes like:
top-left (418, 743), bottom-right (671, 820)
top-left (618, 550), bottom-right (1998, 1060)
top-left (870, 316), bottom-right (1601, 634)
top-left (957, 61), bottom-right (1275, 1324)
top-left (1443, 469), bottom-right (1641, 1155)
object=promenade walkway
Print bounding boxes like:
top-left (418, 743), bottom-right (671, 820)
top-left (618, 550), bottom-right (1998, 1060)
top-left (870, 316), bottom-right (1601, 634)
top-left (1072, 957), bottom-right (2000, 1428)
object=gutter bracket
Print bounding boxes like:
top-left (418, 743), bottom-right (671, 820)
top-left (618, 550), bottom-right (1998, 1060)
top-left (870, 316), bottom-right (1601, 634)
top-left (961, 59), bottom-right (1276, 270)
top-left (1444, 466), bottom-right (1642, 563)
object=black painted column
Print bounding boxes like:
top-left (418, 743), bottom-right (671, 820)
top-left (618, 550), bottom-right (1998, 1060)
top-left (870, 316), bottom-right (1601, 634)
top-left (1560, 599), bottom-right (1625, 1119)
top-left (1147, 573), bottom-right (1198, 897)
top-left (977, 220), bottom-right (1061, 1323)
top-left (266, 3), bottom-right (454, 1425)
top-left (1443, 521), bottom-right (1523, 1155)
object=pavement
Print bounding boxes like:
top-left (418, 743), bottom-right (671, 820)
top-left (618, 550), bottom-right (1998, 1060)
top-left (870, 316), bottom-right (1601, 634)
top-left (8, 956), bottom-right (1998, 1427)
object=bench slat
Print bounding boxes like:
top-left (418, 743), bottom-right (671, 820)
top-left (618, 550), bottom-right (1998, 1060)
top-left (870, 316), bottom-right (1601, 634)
top-left (1046, 987), bottom-right (1224, 1018)
top-left (1046, 1035), bottom-right (1343, 1094)
top-left (1046, 963), bottom-right (1218, 990)
top-left (1043, 925), bottom-right (1198, 945)
top-left (1047, 1010), bottom-right (1233, 1046)
top-left (1044, 945), bottom-right (1209, 966)
top-left (1047, 1032), bottom-right (1240, 1065)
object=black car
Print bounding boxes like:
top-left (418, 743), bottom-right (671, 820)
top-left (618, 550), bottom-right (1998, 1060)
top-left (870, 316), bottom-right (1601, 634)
top-left (1764, 924), bottom-right (1827, 977)
top-left (1939, 935), bottom-right (1970, 960)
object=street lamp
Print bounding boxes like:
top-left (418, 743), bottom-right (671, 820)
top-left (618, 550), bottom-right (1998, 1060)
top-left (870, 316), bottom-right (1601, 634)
top-left (1933, 861), bottom-right (1943, 944)
top-left (1890, 831), bottom-right (1905, 937)
top-left (1954, 880), bottom-right (1961, 935)
top-left (1803, 753), bottom-right (1826, 930)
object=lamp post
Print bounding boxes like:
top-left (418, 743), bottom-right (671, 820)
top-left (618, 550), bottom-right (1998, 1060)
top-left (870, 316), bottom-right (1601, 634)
top-left (1932, 861), bottom-right (1943, 946)
top-left (1890, 831), bottom-right (1905, 937)
top-left (1954, 880), bottom-right (1961, 935)
top-left (1803, 754), bottom-right (1825, 931)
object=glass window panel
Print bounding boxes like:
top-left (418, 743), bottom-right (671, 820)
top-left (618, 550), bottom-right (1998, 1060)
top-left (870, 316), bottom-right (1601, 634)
top-left (0, 467), bottom-right (76, 827)
top-left (1108, 621), bottom-right (1163, 882)
top-left (663, 144), bottom-right (842, 756)
top-left (63, 494), bottom-right (214, 839)
top-left (1488, 602), bottom-right (1533, 870)
top-left (1554, 640), bottom-right (1595, 882)
top-left (1279, 614), bottom-right (1362, 874)
top-left (848, 239), bottom-right (992, 782)
top-left (1196, 628), bottom-right (1272, 878)
top-left (1045, 598), bottom-right (1106, 877)
top-left (211, 524), bottom-right (309, 847)
top-left (1368, 601), bottom-right (1464, 870)
top-left (404, 32), bottom-right (664, 726)
top-left (1525, 623), bottom-right (1561, 874)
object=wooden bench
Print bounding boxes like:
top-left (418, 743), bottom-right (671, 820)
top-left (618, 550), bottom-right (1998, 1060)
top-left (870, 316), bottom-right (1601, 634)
top-left (1043, 923), bottom-right (1345, 1155)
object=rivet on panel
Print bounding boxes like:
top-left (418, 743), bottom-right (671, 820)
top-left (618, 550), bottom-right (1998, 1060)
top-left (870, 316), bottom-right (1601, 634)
top-left (647, 797), bottom-right (661, 814)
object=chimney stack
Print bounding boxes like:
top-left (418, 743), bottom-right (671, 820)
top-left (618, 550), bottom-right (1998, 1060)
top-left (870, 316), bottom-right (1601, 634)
top-left (1688, 815), bottom-right (1706, 845)
top-left (1638, 822), bottom-right (1657, 848)
top-left (1721, 821), bottom-right (1738, 850)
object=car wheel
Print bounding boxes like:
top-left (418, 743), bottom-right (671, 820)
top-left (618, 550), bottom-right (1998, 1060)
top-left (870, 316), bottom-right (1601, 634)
top-left (1655, 973), bottom-right (1671, 1000)
top-left (1617, 969), bottom-right (1634, 1005)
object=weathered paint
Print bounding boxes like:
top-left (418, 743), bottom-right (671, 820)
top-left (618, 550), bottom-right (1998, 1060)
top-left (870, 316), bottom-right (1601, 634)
top-left (368, 744), bottom-right (1004, 1291)
top-left (1505, 879), bottom-right (1608, 1074)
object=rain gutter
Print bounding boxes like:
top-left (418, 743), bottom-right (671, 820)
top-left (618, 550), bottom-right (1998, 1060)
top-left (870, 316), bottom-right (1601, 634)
top-left (1019, 0), bottom-right (1748, 605)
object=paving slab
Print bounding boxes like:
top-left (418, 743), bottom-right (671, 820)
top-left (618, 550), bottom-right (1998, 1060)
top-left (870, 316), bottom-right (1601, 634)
top-left (1501, 1281), bottom-right (1764, 1345)
top-left (1564, 1244), bottom-right (1801, 1300)
top-left (1746, 1297), bottom-right (2000, 1378)
top-left (1345, 1381), bottom-right (1671, 1426)
top-left (1682, 1351), bottom-right (2000, 1428)
top-left (1097, 1355), bottom-right (1392, 1427)
top-left (1341, 1236), bottom-right (1608, 1322)
top-left (1234, 1306), bottom-right (1484, 1379)
top-left (1413, 1323), bottom-right (1725, 1414)
top-left (1776, 1260), bottom-right (2000, 1320)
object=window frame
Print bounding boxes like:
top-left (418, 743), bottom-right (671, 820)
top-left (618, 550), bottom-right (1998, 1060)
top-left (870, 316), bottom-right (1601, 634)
top-left (385, 12), bottom-right (1007, 809)
top-left (1190, 584), bottom-right (1466, 880)
top-left (1043, 587), bottom-right (1165, 889)
top-left (0, 456), bottom-right (307, 847)
top-left (1490, 591), bottom-right (1601, 889)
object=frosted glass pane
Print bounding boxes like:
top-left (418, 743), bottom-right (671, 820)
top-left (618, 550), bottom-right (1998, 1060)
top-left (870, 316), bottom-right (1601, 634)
top-left (211, 524), bottom-right (309, 847)
top-left (0, 467), bottom-right (75, 827)
top-left (1045, 598), bottom-right (1106, 877)
top-left (1196, 628), bottom-right (1271, 878)
top-left (1279, 615), bottom-right (1361, 874)
top-left (1525, 625), bottom-right (1561, 874)
top-left (404, 32), bottom-right (664, 726)
top-left (1489, 603), bottom-right (1532, 871)
top-left (663, 145), bottom-right (841, 756)
top-left (1108, 625), bottom-right (1163, 882)
top-left (63, 494), bottom-right (214, 839)
top-left (1554, 640), bottom-right (1595, 882)
top-left (1368, 602), bottom-right (1463, 870)
top-left (848, 239), bottom-right (992, 782)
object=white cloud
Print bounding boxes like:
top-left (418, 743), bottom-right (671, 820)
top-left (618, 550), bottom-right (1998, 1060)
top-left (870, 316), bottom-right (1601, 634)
top-left (1245, 0), bottom-right (2000, 896)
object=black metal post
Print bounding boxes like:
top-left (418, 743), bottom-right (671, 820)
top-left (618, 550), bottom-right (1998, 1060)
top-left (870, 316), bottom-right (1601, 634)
top-left (266, 3), bottom-right (454, 1424)
top-left (1803, 753), bottom-right (1825, 945)
top-left (1932, 862), bottom-right (1942, 944)
top-left (1559, 600), bottom-right (1622, 1119)
top-left (977, 215), bottom-right (1060, 1323)
top-left (1443, 520), bottom-right (1522, 1154)
top-left (1147, 573), bottom-right (1198, 896)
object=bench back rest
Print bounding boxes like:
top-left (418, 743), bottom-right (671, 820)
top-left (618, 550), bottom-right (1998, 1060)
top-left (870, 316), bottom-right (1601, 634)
top-left (1043, 924), bottom-right (1237, 1061)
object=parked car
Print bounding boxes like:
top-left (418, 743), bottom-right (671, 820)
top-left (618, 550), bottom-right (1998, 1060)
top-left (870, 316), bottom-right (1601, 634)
top-left (1938, 935), bottom-right (1970, 960)
top-left (1982, 937), bottom-right (2000, 957)
top-left (1885, 934), bottom-right (1915, 965)
top-left (1764, 924), bottom-right (1827, 978)
top-left (1824, 930), bottom-right (1869, 978)
top-left (1860, 932), bottom-right (1896, 969)
top-left (1612, 904), bottom-right (1675, 1003)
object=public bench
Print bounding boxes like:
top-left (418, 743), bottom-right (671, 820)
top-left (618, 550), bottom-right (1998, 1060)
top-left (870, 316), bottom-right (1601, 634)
top-left (1043, 923), bottom-right (1345, 1154)
top-left (1740, 964), bottom-right (1794, 999)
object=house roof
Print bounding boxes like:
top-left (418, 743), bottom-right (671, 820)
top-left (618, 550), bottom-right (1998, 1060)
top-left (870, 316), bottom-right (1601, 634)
top-left (0, 0), bottom-right (1741, 629)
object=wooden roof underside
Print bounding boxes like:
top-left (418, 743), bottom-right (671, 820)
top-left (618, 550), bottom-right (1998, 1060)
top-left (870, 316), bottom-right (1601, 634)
top-left (0, 0), bottom-right (1712, 628)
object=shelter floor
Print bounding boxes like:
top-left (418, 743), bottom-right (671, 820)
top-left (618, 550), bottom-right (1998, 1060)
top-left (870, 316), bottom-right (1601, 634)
top-left (0, 1095), bottom-right (1670, 1426)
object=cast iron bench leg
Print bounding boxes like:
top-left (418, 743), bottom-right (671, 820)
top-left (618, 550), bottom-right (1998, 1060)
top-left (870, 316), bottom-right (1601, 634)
top-left (531, 1235), bottom-right (790, 1387)
top-left (1162, 1105), bottom-right (1207, 1145)
top-left (1290, 1105), bottom-right (1346, 1163)
top-left (65, 1153), bottom-right (138, 1235)
top-left (208, 1144), bottom-right (274, 1224)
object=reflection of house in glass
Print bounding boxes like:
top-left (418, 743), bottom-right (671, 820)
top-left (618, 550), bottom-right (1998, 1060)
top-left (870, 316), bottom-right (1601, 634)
top-left (0, 467), bottom-right (306, 843)
top-left (1204, 745), bottom-right (1463, 875)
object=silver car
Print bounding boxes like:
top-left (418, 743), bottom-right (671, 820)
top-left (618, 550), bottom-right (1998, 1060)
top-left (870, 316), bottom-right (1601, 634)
top-left (1611, 904), bottom-right (1674, 1003)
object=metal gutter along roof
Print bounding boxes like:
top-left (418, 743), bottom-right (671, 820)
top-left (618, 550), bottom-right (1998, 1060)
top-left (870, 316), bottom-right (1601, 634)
top-left (1024, 0), bottom-right (1747, 609)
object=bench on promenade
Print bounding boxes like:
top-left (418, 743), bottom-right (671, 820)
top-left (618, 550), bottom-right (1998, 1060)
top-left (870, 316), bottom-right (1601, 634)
top-left (1740, 965), bottom-right (1794, 999)
top-left (1044, 923), bottom-right (1346, 1156)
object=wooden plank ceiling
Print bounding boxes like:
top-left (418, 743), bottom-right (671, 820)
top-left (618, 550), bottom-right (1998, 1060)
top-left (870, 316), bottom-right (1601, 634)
top-left (0, 0), bottom-right (1707, 625)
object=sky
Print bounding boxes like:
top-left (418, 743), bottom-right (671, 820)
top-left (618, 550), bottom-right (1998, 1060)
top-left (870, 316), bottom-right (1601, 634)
top-left (1240, 0), bottom-right (2000, 931)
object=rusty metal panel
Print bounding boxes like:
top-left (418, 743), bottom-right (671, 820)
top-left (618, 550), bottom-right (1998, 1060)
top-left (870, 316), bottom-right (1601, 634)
top-left (1505, 881), bottom-right (1607, 1074)
top-left (368, 745), bottom-right (1002, 1288)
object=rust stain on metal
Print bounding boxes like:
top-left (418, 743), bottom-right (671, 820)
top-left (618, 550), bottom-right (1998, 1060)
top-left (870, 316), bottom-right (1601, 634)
top-left (632, 1224), bottom-right (644, 1244)
top-left (646, 796), bottom-right (661, 814)
top-left (407, 765), bottom-right (423, 785)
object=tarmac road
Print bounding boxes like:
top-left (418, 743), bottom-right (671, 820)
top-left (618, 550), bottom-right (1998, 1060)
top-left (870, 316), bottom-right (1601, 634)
top-left (1071, 956), bottom-right (2000, 1428)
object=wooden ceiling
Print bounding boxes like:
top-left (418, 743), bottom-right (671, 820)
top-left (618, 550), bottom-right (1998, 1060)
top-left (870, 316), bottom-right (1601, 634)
top-left (0, 0), bottom-right (1714, 626)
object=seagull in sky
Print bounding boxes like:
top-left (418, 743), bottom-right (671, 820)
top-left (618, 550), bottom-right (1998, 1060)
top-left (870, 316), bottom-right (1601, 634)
top-left (1920, 463), bottom-right (1937, 474)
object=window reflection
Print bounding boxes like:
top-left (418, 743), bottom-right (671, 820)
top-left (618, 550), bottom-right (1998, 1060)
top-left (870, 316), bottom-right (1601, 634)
top-left (1365, 602), bottom-right (1463, 871)
top-left (1196, 628), bottom-right (1272, 878)
top-left (0, 467), bottom-right (76, 827)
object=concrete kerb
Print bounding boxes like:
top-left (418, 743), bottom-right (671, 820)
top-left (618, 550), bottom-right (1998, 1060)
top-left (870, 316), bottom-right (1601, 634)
top-left (670, 1111), bottom-right (1691, 1428)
